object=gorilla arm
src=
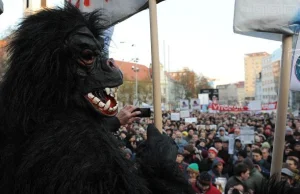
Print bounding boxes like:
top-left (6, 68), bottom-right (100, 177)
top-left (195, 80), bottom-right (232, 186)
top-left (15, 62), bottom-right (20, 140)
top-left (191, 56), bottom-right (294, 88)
top-left (136, 124), bottom-right (195, 194)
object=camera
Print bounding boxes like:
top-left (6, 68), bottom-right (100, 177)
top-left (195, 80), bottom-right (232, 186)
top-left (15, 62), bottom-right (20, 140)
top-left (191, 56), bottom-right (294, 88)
top-left (133, 108), bottom-right (151, 117)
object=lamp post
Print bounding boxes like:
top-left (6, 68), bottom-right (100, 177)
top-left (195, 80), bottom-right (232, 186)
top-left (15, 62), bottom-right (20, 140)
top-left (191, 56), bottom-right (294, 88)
top-left (132, 58), bottom-right (139, 106)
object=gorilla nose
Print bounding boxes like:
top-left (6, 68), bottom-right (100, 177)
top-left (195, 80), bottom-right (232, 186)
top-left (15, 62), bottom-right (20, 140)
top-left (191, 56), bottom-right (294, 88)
top-left (107, 58), bottom-right (117, 69)
top-left (102, 58), bottom-right (118, 71)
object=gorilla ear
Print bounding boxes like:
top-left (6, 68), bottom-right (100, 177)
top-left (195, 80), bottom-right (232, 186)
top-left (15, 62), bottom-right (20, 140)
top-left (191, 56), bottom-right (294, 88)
top-left (147, 124), bottom-right (162, 141)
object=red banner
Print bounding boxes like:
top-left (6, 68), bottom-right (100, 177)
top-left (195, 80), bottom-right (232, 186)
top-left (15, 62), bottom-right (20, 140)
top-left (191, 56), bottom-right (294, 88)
top-left (211, 104), bottom-right (248, 112)
top-left (209, 102), bottom-right (277, 112)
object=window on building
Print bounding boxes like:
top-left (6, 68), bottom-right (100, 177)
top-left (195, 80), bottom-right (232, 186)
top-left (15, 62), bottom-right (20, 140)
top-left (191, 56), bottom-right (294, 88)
top-left (41, 0), bottom-right (47, 8)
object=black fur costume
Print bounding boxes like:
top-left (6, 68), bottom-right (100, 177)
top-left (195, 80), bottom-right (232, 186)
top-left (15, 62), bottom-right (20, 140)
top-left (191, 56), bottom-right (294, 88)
top-left (0, 4), bottom-right (193, 194)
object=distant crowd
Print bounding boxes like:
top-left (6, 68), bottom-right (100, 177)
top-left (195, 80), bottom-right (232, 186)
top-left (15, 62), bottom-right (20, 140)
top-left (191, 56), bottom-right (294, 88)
top-left (114, 111), bottom-right (300, 194)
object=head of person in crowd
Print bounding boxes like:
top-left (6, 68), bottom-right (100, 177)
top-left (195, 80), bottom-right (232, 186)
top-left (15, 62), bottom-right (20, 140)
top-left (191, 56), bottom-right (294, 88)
top-left (261, 147), bottom-right (270, 161)
top-left (243, 158), bottom-right (254, 171)
top-left (207, 133), bottom-right (214, 140)
top-left (196, 172), bottom-right (213, 193)
top-left (286, 127), bottom-right (293, 136)
top-left (286, 157), bottom-right (299, 171)
top-left (252, 148), bottom-right (263, 163)
top-left (294, 142), bottom-right (300, 152)
top-left (192, 134), bottom-right (199, 142)
top-left (187, 128), bottom-right (195, 136)
top-left (235, 139), bottom-right (242, 149)
top-left (174, 131), bottom-right (184, 143)
top-left (234, 163), bottom-right (250, 181)
top-left (258, 134), bottom-right (266, 143)
top-left (178, 124), bottom-right (185, 131)
top-left (222, 138), bottom-right (229, 150)
top-left (211, 157), bottom-right (225, 173)
top-left (251, 143), bottom-right (260, 151)
top-left (208, 147), bottom-right (218, 160)
top-left (285, 143), bottom-right (293, 156)
top-left (187, 163), bottom-right (199, 182)
top-left (237, 150), bottom-right (248, 163)
top-left (124, 148), bottom-right (133, 160)
top-left (293, 131), bottom-right (300, 141)
top-left (119, 131), bottom-right (127, 140)
top-left (176, 150), bottom-right (185, 164)
top-left (198, 138), bottom-right (206, 148)
top-left (218, 127), bottom-right (226, 137)
top-left (281, 168), bottom-right (295, 186)
top-left (214, 138), bottom-right (223, 151)
top-left (182, 131), bottom-right (188, 137)
top-left (165, 128), bottom-right (172, 136)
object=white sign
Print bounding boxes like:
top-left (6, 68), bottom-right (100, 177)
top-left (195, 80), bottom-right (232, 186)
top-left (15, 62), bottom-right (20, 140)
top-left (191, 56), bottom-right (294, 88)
top-left (185, 117), bottom-right (197, 124)
top-left (170, 113), bottom-right (180, 121)
top-left (190, 98), bottom-right (201, 110)
top-left (198, 94), bottom-right (209, 105)
top-left (180, 99), bottom-right (189, 110)
top-left (228, 134), bottom-right (235, 155)
top-left (180, 110), bottom-right (190, 118)
top-left (240, 127), bottom-right (255, 144)
top-left (248, 100), bottom-right (262, 111)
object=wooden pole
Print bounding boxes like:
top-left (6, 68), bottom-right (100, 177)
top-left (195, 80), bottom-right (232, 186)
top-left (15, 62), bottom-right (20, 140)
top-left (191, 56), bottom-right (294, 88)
top-left (270, 35), bottom-right (293, 176)
top-left (148, 0), bottom-right (162, 132)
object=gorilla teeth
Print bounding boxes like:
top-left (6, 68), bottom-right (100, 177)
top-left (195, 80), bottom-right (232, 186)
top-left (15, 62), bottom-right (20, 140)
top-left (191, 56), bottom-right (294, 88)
top-left (92, 97), bottom-right (100, 104)
top-left (104, 100), bottom-right (111, 110)
top-left (105, 88), bottom-right (110, 95)
top-left (98, 101), bottom-right (105, 108)
top-left (112, 105), bottom-right (118, 111)
top-left (88, 93), bottom-right (94, 99)
top-left (108, 107), bottom-right (113, 112)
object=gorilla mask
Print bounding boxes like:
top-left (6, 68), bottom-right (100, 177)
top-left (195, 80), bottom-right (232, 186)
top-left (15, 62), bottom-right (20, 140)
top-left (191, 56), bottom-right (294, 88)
top-left (66, 26), bottom-right (123, 116)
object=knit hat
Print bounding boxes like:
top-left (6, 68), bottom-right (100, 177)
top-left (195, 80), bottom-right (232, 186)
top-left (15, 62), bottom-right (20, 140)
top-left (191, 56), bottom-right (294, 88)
top-left (212, 157), bottom-right (225, 168)
top-left (208, 147), bottom-right (218, 155)
top-left (187, 163), bottom-right (199, 173)
top-left (198, 171), bottom-right (212, 185)
top-left (281, 168), bottom-right (294, 177)
top-left (182, 131), bottom-right (188, 136)
top-left (124, 148), bottom-right (132, 156)
top-left (261, 142), bottom-right (271, 149)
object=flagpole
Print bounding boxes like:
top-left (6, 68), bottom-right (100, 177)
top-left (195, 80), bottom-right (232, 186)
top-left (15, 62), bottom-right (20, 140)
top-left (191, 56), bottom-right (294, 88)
top-left (148, 0), bottom-right (162, 132)
top-left (270, 35), bottom-right (293, 177)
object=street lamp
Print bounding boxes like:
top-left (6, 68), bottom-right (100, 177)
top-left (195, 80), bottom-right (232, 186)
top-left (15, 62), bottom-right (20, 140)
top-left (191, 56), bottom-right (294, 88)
top-left (132, 58), bottom-right (139, 106)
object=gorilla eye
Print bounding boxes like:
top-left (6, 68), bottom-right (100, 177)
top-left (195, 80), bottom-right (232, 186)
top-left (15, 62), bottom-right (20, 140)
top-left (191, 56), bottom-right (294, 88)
top-left (80, 49), bottom-right (95, 65)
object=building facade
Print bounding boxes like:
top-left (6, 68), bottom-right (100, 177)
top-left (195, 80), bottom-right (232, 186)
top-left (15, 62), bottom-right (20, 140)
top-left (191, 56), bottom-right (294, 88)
top-left (244, 52), bottom-right (269, 100)
top-left (216, 81), bottom-right (244, 105)
top-left (23, 0), bottom-right (56, 16)
top-left (261, 48), bottom-right (281, 103)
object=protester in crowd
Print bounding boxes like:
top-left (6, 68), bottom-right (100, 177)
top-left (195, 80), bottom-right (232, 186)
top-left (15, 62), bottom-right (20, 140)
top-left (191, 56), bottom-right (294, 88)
top-left (243, 158), bottom-right (264, 193)
top-left (225, 163), bottom-right (251, 194)
top-left (252, 148), bottom-right (271, 178)
top-left (196, 171), bottom-right (221, 194)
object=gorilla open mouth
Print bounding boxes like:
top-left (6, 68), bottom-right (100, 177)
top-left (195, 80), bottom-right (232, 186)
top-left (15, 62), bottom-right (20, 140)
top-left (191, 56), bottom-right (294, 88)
top-left (85, 87), bottom-right (118, 116)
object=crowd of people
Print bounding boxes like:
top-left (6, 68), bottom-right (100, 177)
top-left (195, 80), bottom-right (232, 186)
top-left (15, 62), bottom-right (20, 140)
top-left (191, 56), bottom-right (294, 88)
top-left (114, 110), bottom-right (300, 194)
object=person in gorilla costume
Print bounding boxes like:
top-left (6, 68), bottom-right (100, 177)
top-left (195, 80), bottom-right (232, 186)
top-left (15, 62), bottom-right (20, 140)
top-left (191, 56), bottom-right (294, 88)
top-left (0, 4), bottom-right (194, 194)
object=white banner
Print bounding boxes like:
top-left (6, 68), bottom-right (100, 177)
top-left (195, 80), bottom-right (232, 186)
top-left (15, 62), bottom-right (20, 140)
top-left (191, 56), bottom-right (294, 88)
top-left (234, 0), bottom-right (300, 41)
top-left (68, 0), bottom-right (164, 27)
top-left (290, 34), bottom-right (300, 91)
